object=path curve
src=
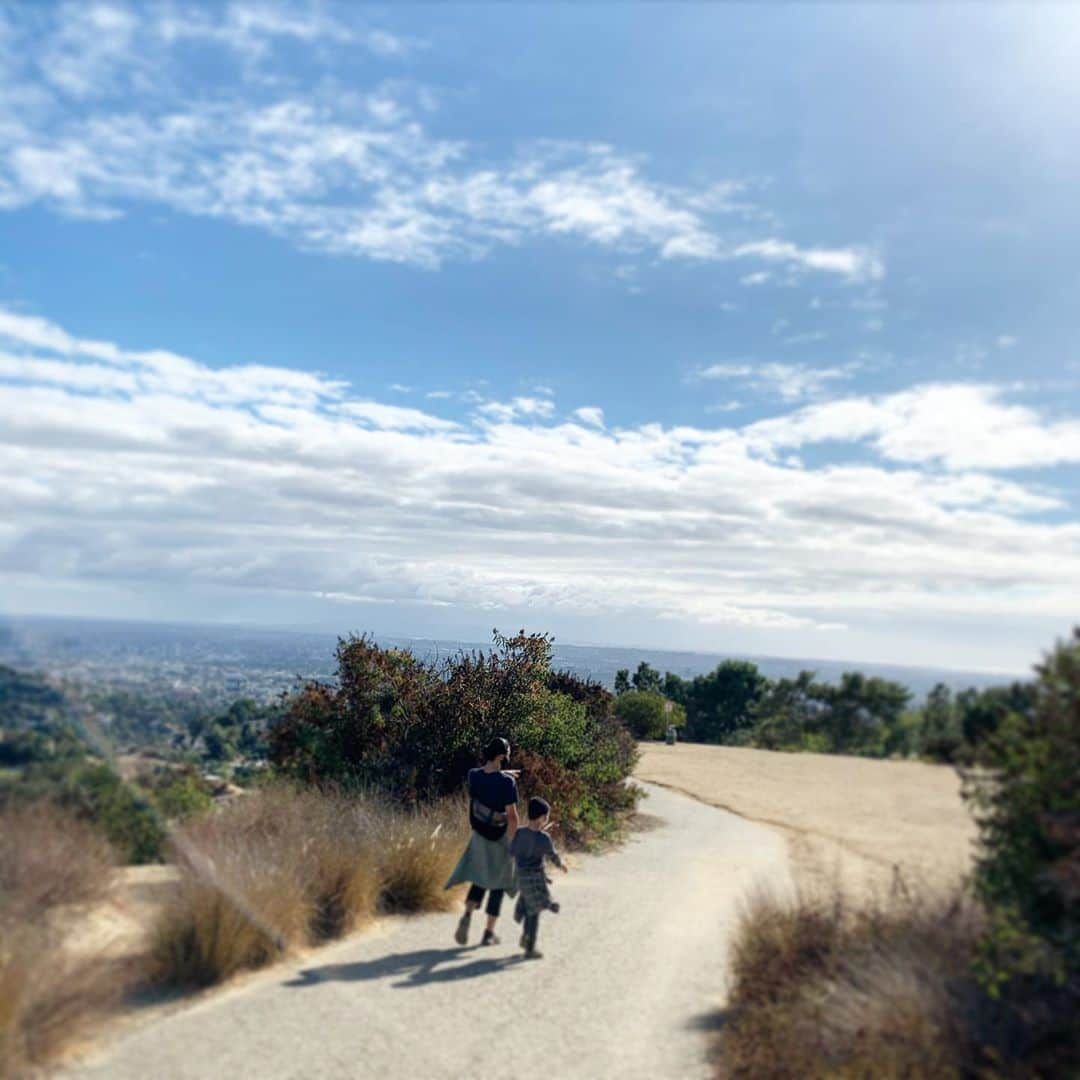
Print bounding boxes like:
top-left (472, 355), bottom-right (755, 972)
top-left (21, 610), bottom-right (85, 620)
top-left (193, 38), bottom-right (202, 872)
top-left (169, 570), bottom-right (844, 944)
top-left (64, 783), bottom-right (791, 1080)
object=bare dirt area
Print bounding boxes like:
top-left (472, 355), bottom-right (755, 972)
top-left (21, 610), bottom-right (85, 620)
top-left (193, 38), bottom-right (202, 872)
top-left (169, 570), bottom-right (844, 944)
top-left (635, 743), bottom-right (977, 900)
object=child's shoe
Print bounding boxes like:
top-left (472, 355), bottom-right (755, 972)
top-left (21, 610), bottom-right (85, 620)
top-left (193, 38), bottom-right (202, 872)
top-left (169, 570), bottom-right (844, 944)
top-left (454, 912), bottom-right (471, 945)
top-left (549, 901), bottom-right (560, 914)
top-left (481, 929), bottom-right (500, 946)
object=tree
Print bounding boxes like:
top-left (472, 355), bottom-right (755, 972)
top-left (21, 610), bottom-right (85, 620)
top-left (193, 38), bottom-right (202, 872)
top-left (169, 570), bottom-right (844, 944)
top-left (747, 671), bottom-right (824, 750)
top-left (956, 681), bottom-right (1037, 753)
top-left (819, 672), bottom-right (910, 755)
top-left (918, 683), bottom-right (963, 762)
top-left (616, 691), bottom-right (685, 740)
top-left (963, 630), bottom-right (1080, 1050)
top-left (613, 669), bottom-right (631, 695)
top-left (631, 661), bottom-right (663, 695)
top-left (684, 661), bottom-right (769, 744)
top-left (663, 671), bottom-right (690, 708)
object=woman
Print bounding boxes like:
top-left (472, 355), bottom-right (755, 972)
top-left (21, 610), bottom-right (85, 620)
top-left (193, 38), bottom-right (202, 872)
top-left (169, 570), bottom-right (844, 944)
top-left (444, 736), bottom-right (519, 946)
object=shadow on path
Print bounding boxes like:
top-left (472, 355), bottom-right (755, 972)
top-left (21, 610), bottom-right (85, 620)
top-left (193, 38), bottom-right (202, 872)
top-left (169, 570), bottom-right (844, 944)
top-left (285, 947), bottom-right (524, 990)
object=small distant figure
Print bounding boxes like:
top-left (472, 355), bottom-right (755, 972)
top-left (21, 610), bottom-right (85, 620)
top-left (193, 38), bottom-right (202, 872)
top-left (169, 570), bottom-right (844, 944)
top-left (511, 796), bottom-right (568, 960)
top-left (665, 724), bottom-right (678, 745)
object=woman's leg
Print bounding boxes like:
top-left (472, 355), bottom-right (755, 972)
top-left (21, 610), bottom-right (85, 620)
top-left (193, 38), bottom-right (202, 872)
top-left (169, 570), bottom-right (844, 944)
top-left (483, 888), bottom-right (503, 932)
top-left (456, 885), bottom-right (485, 944)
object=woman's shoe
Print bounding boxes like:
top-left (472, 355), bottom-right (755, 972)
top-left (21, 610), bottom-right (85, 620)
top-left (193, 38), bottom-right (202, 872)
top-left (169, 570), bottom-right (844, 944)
top-left (524, 947), bottom-right (543, 960)
top-left (481, 929), bottom-right (500, 946)
top-left (454, 912), bottom-right (471, 945)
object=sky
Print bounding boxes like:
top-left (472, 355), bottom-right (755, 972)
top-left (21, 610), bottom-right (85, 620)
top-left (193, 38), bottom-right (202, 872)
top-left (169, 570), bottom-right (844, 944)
top-left (1, 2), bottom-right (1078, 674)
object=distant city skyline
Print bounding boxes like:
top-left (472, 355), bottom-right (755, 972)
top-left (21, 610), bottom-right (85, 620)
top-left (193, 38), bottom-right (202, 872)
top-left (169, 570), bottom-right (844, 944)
top-left (1, 4), bottom-right (1078, 672)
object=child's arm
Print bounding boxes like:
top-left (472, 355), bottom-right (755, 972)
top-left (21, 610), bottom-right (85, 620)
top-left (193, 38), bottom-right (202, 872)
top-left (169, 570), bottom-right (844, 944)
top-left (543, 833), bottom-right (568, 872)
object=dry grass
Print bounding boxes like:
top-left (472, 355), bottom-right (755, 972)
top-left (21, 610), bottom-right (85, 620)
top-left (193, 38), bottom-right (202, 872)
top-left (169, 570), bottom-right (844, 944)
top-left (0, 801), bottom-right (124, 1077)
top-left (716, 885), bottom-right (1001, 1079)
top-left (636, 743), bottom-right (976, 901)
top-left (150, 786), bottom-right (469, 988)
top-left (376, 799), bottom-right (470, 914)
top-left (0, 800), bottom-right (115, 921)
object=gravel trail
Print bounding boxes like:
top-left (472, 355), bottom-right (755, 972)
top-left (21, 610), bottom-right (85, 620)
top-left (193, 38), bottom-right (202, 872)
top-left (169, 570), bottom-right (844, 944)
top-left (65, 783), bottom-right (790, 1080)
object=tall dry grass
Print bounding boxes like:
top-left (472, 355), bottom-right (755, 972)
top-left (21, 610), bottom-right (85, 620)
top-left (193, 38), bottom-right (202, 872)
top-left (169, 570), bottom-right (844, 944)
top-left (716, 885), bottom-right (999, 1079)
top-left (150, 786), bottom-right (469, 988)
top-left (0, 800), bottom-right (122, 1077)
top-left (376, 799), bottom-right (469, 914)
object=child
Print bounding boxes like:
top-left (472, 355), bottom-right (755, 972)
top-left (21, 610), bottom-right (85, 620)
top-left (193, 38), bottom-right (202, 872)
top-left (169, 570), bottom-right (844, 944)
top-left (510, 796), bottom-right (568, 959)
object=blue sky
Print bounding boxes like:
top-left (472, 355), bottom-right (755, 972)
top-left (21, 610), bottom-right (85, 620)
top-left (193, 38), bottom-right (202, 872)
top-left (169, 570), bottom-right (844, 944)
top-left (1, 2), bottom-right (1078, 673)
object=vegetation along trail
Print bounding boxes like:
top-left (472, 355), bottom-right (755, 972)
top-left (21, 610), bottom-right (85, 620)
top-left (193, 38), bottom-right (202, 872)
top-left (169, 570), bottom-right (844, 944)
top-left (63, 784), bottom-right (790, 1080)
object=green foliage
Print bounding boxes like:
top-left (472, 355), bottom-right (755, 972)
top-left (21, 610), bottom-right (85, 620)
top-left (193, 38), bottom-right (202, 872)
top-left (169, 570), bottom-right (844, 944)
top-left (613, 668), bottom-right (631, 695)
top-left (668, 660), bottom-right (769, 743)
top-left (965, 630), bottom-right (1080, 979)
top-left (149, 769), bottom-right (213, 821)
top-left (59, 764), bottom-right (166, 864)
top-left (918, 683), bottom-right (964, 762)
top-left (744, 671), bottom-right (824, 751)
top-left (630, 661), bottom-right (663, 695)
top-left (615, 690), bottom-right (684, 740)
top-left (270, 631), bottom-right (639, 845)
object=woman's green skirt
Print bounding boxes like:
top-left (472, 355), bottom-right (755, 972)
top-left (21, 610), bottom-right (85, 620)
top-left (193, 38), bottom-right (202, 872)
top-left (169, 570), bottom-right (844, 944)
top-left (444, 830), bottom-right (518, 895)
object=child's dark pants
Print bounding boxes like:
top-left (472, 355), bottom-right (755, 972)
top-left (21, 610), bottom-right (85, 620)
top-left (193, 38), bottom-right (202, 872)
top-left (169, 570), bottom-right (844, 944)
top-left (523, 912), bottom-right (540, 948)
top-left (466, 884), bottom-right (503, 917)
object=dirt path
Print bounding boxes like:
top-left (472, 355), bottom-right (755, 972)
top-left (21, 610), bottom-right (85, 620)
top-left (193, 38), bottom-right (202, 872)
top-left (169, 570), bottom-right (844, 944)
top-left (636, 743), bottom-right (977, 900)
top-left (61, 784), bottom-right (790, 1080)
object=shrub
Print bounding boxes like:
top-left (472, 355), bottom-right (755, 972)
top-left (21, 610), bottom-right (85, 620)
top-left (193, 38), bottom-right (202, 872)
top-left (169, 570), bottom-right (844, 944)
top-left (377, 801), bottom-right (470, 913)
top-left (149, 785), bottom-right (466, 987)
top-left (269, 631), bottom-right (640, 845)
top-left (962, 629), bottom-right (1080, 1064)
top-left (615, 690), bottom-right (683, 740)
top-left (0, 800), bottom-right (114, 921)
top-left (59, 764), bottom-right (166, 864)
top-left (965, 631), bottom-right (1080, 967)
top-left (146, 768), bottom-right (214, 822)
top-left (718, 887), bottom-right (997, 1078)
top-left (0, 929), bottom-right (133, 1078)
top-left (151, 794), bottom-right (314, 987)
top-left (0, 801), bottom-right (123, 1077)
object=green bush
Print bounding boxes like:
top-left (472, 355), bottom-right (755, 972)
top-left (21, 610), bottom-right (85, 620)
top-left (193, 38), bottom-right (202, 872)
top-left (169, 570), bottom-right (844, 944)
top-left (59, 764), bottom-right (166, 864)
top-left (964, 630), bottom-right (1080, 1006)
top-left (269, 631), bottom-right (639, 844)
top-left (615, 690), bottom-right (684, 740)
top-left (149, 770), bottom-right (213, 821)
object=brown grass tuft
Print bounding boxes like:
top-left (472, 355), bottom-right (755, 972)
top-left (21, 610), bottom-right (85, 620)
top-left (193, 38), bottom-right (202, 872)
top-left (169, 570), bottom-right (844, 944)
top-left (149, 786), bottom-right (469, 987)
top-left (0, 800), bottom-right (115, 921)
top-left (0, 801), bottom-right (123, 1077)
top-left (717, 885), bottom-right (995, 1079)
top-left (377, 800), bottom-right (470, 914)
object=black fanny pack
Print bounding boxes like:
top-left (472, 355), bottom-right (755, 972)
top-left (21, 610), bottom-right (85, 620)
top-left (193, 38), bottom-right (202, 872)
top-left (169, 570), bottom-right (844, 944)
top-left (470, 798), bottom-right (508, 841)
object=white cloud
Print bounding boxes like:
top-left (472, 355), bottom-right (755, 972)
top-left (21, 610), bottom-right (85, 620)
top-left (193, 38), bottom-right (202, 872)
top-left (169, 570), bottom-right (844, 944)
top-left (0, 6), bottom-right (883, 279)
top-left (745, 383), bottom-right (1080, 470)
top-left (700, 361), bottom-right (855, 402)
top-left (1, 308), bottom-right (1077, 642)
top-left (733, 239), bottom-right (885, 282)
top-left (997, 335), bottom-right (1018, 349)
top-left (740, 271), bottom-right (771, 287)
top-left (477, 396), bottom-right (556, 422)
top-left (337, 400), bottom-right (459, 432)
top-left (573, 406), bottom-right (605, 428)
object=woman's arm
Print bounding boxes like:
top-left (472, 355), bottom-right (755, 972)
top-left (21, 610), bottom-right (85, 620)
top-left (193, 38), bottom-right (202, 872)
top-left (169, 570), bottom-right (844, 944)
top-left (505, 802), bottom-right (519, 841)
